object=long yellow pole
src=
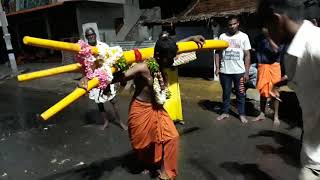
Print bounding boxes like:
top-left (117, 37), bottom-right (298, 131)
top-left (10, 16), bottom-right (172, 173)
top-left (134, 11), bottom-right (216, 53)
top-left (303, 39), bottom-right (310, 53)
top-left (18, 63), bottom-right (82, 81)
top-left (18, 37), bottom-right (228, 82)
top-left (40, 78), bottom-right (100, 120)
top-left (20, 36), bottom-right (229, 120)
top-left (23, 36), bottom-right (98, 54)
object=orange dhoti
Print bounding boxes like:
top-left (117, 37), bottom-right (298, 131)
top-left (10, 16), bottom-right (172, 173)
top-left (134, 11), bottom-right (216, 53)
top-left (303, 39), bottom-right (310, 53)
top-left (128, 99), bottom-right (179, 179)
top-left (257, 63), bottom-right (281, 98)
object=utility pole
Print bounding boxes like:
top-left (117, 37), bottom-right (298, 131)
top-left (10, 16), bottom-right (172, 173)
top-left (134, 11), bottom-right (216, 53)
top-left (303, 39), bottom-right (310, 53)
top-left (0, 2), bottom-right (18, 75)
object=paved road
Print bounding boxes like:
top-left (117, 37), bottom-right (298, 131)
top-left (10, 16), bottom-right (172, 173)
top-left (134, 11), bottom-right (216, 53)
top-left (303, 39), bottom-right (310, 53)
top-left (0, 79), bottom-right (302, 180)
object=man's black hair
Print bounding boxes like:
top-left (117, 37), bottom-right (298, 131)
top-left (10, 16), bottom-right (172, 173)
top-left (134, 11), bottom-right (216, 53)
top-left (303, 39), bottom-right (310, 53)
top-left (227, 15), bottom-right (240, 23)
top-left (257, 0), bottom-right (315, 22)
top-left (154, 35), bottom-right (178, 60)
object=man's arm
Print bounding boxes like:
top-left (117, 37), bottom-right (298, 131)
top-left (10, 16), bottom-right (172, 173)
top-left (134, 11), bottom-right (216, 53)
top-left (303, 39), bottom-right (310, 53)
top-left (112, 63), bottom-right (147, 83)
top-left (262, 28), bottom-right (279, 54)
top-left (270, 54), bottom-right (297, 100)
top-left (243, 34), bottom-right (252, 82)
top-left (267, 37), bottom-right (279, 53)
top-left (215, 51), bottom-right (221, 76)
top-left (244, 50), bottom-right (251, 82)
top-left (274, 78), bottom-right (288, 87)
top-left (178, 35), bottom-right (206, 47)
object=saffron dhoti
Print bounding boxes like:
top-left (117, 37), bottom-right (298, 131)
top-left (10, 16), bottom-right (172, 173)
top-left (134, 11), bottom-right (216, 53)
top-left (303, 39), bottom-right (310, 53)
top-left (257, 62), bottom-right (281, 98)
top-left (128, 99), bottom-right (179, 179)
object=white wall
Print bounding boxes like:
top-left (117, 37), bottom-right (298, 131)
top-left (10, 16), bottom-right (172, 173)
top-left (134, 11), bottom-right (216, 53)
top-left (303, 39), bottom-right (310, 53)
top-left (76, 3), bottom-right (124, 42)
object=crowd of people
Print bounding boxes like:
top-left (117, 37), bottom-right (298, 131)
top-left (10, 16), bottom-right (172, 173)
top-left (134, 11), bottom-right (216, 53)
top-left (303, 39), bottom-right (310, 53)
top-left (215, 15), bottom-right (288, 126)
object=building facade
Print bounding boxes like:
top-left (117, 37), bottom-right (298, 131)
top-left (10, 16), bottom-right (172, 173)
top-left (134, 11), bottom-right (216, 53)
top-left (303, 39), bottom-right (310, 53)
top-left (1, 0), bottom-right (160, 63)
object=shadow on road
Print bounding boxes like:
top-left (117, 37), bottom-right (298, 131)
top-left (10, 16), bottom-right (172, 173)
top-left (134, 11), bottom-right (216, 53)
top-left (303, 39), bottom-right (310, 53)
top-left (178, 126), bottom-right (200, 136)
top-left (39, 125), bottom-right (201, 180)
top-left (188, 158), bottom-right (218, 180)
top-left (197, 99), bottom-right (238, 118)
top-left (220, 162), bottom-right (276, 180)
top-left (198, 99), bottom-right (257, 119)
top-left (198, 100), bottom-right (222, 113)
top-left (0, 113), bottom-right (54, 137)
top-left (278, 91), bottom-right (303, 130)
top-left (249, 130), bottom-right (301, 168)
top-left (84, 110), bottom-right (124, 130)
top-left (39, 151), bottom-right (157, 180)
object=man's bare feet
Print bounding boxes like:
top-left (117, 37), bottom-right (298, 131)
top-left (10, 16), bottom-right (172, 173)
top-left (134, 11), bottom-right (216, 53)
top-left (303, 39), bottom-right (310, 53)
top-left (120, 122), bottom-right (128, 131)
top-left (253, 112), bottom-right (266, 122)
top-left (100, 120), bottom-right (109, 130)
top-left (273, 117), bottom-right (280, 127)
top-left (217, 113), bottom-right (229, 121)
top-left (158, 171), bottom-right (170, 180)
top-left (141, 169), bottom-right (150, 175)
top-left (240, 115), bottom-right (248, 123)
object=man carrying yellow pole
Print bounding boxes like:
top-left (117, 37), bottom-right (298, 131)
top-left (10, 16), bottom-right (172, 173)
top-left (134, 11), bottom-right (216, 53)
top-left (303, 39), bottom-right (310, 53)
top-left (18, 36), bottom-right (228, 121)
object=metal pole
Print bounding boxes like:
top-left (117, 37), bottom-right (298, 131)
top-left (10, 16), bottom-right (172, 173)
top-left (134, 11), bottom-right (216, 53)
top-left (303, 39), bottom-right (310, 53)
top-left (0, 3), bottom-right (18, 75)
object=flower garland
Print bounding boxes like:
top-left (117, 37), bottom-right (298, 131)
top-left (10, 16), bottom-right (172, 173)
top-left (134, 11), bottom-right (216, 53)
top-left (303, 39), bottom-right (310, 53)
top-left (75, 40), bottom-right (169, 105)
top-left (76, 40), bottom-right (125, 89)
top-left (147, 58), bottom-right (171, 105)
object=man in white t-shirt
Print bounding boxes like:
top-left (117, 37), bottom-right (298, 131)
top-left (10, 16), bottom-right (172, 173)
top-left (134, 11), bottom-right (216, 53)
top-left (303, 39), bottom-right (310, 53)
top-left (257, 0), bottom-right (320, 179)
top-left (215, 15), bottom-right (251, 123)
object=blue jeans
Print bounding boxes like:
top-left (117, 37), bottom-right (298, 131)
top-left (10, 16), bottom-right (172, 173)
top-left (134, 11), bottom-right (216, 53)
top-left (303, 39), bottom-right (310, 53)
top-left (220, 73), bottom-right (246, 115)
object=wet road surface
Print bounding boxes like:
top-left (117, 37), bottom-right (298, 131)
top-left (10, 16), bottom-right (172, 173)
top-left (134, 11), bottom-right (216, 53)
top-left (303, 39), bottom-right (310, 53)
top-left (0, 80), bottom-right (302, 180)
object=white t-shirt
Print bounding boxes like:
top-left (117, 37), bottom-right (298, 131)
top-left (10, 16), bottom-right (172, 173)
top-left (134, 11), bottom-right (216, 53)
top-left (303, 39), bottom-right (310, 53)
top-left (219, 31), bottom-right (251, 74)
top-left (286, 20), bottom-right (320, 170)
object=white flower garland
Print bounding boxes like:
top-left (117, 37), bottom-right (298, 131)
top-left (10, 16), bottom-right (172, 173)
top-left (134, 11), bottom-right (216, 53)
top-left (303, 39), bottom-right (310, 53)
top-left (76, 40), bottom-right (124, 89)
top-left (152, 71), bottom-right (170, 105)
top-left (153, 77), bottom-right (168, 105)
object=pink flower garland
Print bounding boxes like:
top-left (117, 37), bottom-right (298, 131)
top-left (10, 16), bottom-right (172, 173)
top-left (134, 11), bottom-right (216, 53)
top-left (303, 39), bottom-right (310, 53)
top-left (75, 40), bottom-right (112, 89)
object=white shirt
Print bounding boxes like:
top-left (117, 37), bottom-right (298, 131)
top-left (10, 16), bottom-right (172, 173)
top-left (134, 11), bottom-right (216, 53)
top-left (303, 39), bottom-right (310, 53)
top-left (286, 20), bottom-right (320, 170)
top-left (219, 31), bottom-right (251, 74)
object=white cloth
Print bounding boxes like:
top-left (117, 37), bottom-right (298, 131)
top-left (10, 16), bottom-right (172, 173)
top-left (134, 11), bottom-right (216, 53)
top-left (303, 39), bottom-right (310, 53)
top-left (89, 84), bottom-right (118, 103)
top-left (173, 52), bottom-right (197, 66)
top-left (299, 167), bottom-right (320, 180)
top-left (219, 31), bottom-right (251, 74)
top-left (286, 20), bottom-right (320, 170)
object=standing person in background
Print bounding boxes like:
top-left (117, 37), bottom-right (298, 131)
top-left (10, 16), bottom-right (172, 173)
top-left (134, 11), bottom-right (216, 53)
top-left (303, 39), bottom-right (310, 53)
top-left (215, 15), bottom-right (251, 123)
top-left (257, 0), bottom-right (320, 179)
top-left (253, 28), bottom-right (282, 126)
